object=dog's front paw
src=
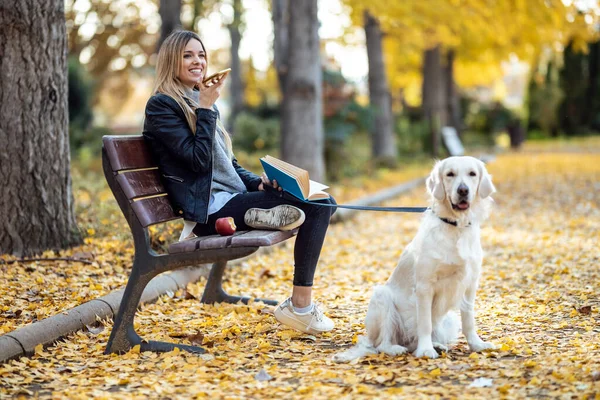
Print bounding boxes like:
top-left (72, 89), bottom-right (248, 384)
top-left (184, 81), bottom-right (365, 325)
top-left (377, 344), bottom-right (408, 357)
top-left (414, 346), bottom-right (439, 359)
top-left (432, 342), bottom-right (449, 352)
top-left (468, 339), bottom-right (497, 352)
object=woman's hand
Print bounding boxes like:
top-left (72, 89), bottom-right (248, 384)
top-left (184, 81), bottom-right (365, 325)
top-left (258, 172), bottom-right (283, 192)
top-left (196, 77), bottom-right (226, 109)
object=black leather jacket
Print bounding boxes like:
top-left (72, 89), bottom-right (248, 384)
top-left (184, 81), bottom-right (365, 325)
top-left (143, 93), bottom-right (261, 224)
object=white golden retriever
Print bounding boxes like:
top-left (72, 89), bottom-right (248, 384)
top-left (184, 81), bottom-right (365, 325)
top-left (334, 156), bottom-right (497, 361)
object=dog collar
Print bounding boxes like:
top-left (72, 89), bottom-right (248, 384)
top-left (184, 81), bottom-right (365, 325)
top-left (438, 216), bottom-right (472, 227)
top-left (439, 217), bottom-right (457, 226)
top-left (428, 209), bottom-right (471, 227)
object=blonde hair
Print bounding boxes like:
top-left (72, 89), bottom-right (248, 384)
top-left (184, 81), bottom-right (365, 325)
top-left (153, 30), bottom-right (233, 157)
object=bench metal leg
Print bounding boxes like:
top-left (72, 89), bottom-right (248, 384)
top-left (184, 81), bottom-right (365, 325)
top-left (201, 260), bottom-right (279, 306)
top-left (105, 257), bottom-right (205, 355)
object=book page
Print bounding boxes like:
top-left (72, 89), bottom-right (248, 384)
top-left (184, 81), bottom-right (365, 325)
top-left (308, 179), bottom-right (330, 200)
top-left (309, 179), bottom-right (329, 192)
top-left (307, 192), bottom-right (330, 200)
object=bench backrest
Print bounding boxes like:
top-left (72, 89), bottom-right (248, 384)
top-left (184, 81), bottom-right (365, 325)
top-left (102, 135), bottom-right (180, 227)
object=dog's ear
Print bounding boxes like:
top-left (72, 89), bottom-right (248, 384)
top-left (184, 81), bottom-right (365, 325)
top-left (477, 160), bottom-right (496, 199)
top-left (427, 160), bottom-right (446, 201)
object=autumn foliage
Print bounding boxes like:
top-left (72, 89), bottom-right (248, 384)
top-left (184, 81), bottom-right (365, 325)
top-left (1, 139), bottom-right (599, 398)
top-left (341, 0), bottom-right (599, 102)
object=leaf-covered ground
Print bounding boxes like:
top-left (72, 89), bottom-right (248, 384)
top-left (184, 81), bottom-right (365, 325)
top-left (1, 141), bottom-right (599, 399)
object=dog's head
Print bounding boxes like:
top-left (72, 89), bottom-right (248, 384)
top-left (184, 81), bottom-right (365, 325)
top-left (427, 156), bottom-right (495, 212)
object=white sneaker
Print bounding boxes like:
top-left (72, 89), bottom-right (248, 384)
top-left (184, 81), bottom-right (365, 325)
top-left (244, 205), bottom-right (305, 231)
top-left (273, 297), bottom-right (334, 334)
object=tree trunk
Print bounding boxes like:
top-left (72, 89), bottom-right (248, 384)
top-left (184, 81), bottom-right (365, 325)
top-left (585, 40), bottom-right (599, 129)
top-left (559, 41), bottom-right (587, 135)
top-left (158, 0), bottom-right (182, 51)
top-left (0, 0), bottom-right (81, 257)
top-left (422, 45), bottom-right (446, 157)
top-left (280, 0), bottom-right (324, 182)
top-left (364, 10), bottom-right (397, 166)
top-left (272, 0), bottom-right (290, 93)
top-left (445, 49), bottom-right (461, 136)
top-left (190, 0), bottom-right (204, 31)
top-left (227, 0), bottom-right (245, 132)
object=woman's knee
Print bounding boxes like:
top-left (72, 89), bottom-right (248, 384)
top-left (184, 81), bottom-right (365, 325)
top-left (305, 196), bottom-right (336, 219)
top-left (327, 196), bottom-right (338, 216)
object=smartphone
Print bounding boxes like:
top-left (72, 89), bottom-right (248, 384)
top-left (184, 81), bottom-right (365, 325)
top-left (202, 68), bottom-right (231, 86)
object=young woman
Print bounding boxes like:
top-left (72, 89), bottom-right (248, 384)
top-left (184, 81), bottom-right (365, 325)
top-left (143, 30), bottom-right (337, 335)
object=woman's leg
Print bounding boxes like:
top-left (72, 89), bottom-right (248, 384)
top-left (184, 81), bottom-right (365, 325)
top-left (193, 191), bottom-right (294, 235)
top-left (287, 196), bottom-right (337, 290)
top-left (193, 191), bottom-right (337, 310)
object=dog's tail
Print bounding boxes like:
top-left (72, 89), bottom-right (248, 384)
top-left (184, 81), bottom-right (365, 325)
top-left (432, 311), bottom-right (460, 346)
top-left (332, 335), bottom-right (377, 363)
top-left (333, 285), bottom-right (405, 363)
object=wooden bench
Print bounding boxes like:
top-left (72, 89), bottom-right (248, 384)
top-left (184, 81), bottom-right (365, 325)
top-left (102, 135), bottom-right (295, 355)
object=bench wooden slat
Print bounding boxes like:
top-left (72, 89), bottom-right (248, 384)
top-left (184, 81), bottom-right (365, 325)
top-left (103, 135), bottom-right (155, 171)
top-left (230, 230), bottom-right (296, 247)
top-left (116, 170), bottom-right (166, 200)
top-left (131, 196), bottom-right (179, 227)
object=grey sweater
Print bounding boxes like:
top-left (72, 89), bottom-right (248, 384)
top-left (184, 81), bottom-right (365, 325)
top-left (184, 88), bottom-right (246, 214)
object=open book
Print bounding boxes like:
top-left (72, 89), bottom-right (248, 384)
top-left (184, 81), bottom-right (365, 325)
top-left (260, 155), bottom-right (330, 201)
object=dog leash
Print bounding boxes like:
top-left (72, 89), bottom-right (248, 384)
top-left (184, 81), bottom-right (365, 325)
top-left (304, 201), bottom-right (468, 227)
top-left (302, 200), bottom-right (428, 213)
top-left (263, 185), bottom-right (428, 213)
top-left (282, 189), bottom-right (469, 225)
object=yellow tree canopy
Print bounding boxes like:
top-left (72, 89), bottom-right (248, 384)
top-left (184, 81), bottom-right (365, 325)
top-left (340, 0), bottom-right (599, 103)
top-left (244, 58), bottom-right (280, 107)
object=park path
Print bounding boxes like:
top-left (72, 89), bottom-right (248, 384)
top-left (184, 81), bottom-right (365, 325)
top-left (1, 147), bottom-right (599, 399)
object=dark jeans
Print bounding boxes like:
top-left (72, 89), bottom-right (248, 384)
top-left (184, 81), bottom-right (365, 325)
top-left (193, 189), bottom-right (337, 287)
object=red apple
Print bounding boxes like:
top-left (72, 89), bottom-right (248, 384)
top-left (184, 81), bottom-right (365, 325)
top-left (215, 217), bottom-right (236, 236)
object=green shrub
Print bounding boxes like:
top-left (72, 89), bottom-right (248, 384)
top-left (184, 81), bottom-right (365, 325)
top-left (395, 116), bottom-right (430, 155)
top-left (232, 112), bottom-right (280, 153)
top-left (324, 100), bottom-right (372, 180)
top-left (68, 57), bottom-right (95, 152)
top-left (71, 126), bottom-right (112, 171)
top-left (528, 83), bottom-right (563, 135)
top-left (526, 129), bottom-right (553, 141)
top-left (460, 130), bottom-right (496, 148)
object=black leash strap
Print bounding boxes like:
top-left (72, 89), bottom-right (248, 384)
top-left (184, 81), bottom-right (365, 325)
top-left (265, 186), bottom-right (428, 213)
top-left (302, 199), bottom-right (428, 213)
